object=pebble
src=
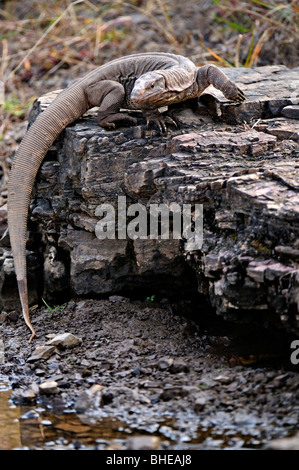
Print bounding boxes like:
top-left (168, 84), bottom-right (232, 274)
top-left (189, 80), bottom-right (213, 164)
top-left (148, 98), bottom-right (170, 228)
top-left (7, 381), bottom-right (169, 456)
top-left (213, 374), bottom-right (232, 384)
top-left (27, 345), bottom-right (56, 362)
top-left (74, 384), bottom-right (103, 412)
top-left (21, 388), bottom-right (37, 402)
top-left (41, 419), bottom-right (52, 426)
top-left (266, 432), bottom-right (299, 450)
top-left (158, 357), bottom-right (173, 370)
top-left (39, 381), bottom-right (58, 395)
top-left (281, 105), bottom-right (299, 120)
top-left (108, 295), bottom-right (127, 302)
top-left (126, 436), bottom-right (160, 450)
top-left (21, 410), bottom-right (40, 420)
top-left (170, 358), bottom-right (189, 373)
top-left (0, 337), bottom-right (4, 364)
top-left (194, 396), bottom-right (207, 412)
top-left (46, 332), bottom-right (82, 350)
top-left (0, 312), bottom-right (8, 323)
top-left (7, 310), bottom-right (18, 322)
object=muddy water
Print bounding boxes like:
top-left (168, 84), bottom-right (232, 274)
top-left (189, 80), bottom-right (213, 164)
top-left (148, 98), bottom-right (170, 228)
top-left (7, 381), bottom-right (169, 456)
top-left (0, 377), bottom-right (131, 450)
top-left (0, 378), bottom-right (22, 449)
top-left (0, 378), bottom-right (129, 450)
top-left (0, 378), bottom-right (262, 450)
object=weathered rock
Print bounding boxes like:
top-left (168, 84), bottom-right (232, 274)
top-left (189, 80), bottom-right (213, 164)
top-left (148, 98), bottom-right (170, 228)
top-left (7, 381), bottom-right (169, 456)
top-left (256, 117), bottom-right (299, 142)
top-left (202, 65), bottom-right (299, 124)
top-left (2, 65), bottom-right (299, 334)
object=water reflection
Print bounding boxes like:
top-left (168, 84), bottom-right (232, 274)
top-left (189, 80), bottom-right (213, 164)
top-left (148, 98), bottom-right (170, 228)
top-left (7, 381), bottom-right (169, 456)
top-left (18, 411), bottom-right (130, 448)
top-left (0, 379), bottom-right (21, 450)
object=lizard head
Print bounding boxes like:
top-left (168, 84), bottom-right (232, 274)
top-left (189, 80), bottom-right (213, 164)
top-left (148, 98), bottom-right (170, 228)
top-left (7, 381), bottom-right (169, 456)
top-left (131, 72), bottom-right (168, 106)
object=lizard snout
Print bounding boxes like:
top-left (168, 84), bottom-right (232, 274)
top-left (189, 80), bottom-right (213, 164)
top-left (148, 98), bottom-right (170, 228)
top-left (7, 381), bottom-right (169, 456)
top-left (130, 83), bottom-right (145, 104)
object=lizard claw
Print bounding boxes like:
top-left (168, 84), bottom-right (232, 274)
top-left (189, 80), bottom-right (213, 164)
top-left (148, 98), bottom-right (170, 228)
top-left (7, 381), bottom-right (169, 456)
top-left (146, 117), bottom-right (168, 135)
top-left (232, 87), bottom-right (246, 103)
top-left (164, 114), bottom-right (179, 129)
top-left (146, 114), bottom-right (178, 135)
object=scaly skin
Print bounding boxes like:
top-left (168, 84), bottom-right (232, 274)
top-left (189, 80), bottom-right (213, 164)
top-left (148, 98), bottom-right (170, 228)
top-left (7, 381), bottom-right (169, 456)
top-left (7, 52), bottom-right (245, 342)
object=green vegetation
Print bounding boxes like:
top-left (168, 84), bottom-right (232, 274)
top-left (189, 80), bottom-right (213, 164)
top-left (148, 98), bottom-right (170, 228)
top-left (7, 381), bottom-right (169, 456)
top-left (42, 298), bottom-right (67, 313)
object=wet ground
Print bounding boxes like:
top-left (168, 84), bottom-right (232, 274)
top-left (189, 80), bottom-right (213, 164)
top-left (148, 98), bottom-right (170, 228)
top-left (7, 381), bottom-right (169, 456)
top-left (0, 296), bottom-right (298, 450)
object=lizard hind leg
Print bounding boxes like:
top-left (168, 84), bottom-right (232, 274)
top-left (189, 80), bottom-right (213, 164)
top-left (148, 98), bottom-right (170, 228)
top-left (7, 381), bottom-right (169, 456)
top-left (86, 80), bottom-right (137, 129)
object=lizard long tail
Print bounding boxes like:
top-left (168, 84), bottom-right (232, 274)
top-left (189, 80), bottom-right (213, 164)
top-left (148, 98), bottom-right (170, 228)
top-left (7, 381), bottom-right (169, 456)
top-left (7, 84), bottom-right (89, 342)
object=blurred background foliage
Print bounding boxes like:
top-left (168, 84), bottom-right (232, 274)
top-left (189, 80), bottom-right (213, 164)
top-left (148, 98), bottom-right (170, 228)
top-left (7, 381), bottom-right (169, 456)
top-left (0, 0), bottom-right (298, 188)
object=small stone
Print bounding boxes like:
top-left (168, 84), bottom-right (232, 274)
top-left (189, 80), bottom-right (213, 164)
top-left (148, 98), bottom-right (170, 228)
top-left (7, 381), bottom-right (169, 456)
top-left (213, 374), bottom-right (232, 384)
top-left (75, 384), bottom-right (103, 412)
top-left (0, 337), bottom-right (4, 365)
top-left (90, 384), bottom-right (104, 393)
top-left (0, 312), bottom-right (8, 323)
top-left (74, 391), bottom-right (92, 412)
top-left (170, 359), bottom-right (189, 373)
top-left (27, 345), bottom-right (56, 362)
top-left (281, 105), bottom-right (299, 120)
top-left (194, 396), bottom-right (207, 412)
top-left (158, 357), bottom-right (173, 370)
top-left (41, 419), bottom-right (52, 426)
top-left (7, 310), bottom-right (18, 322)
top-left (266, 432), bottom-right (299, 450)
top-left (21, 410), bottom-right (40, 420)
top-left (21, 388), bottom-right (37, 403)
top-left (108, 295), bottom-right (127, 302)
top-left (39, 380), bottom-right (58, 395)
top-left (126, 436), bottom-right (160, 450)
top-left (160, 386), bottom-right (188, 401)
top-left (46, 332), bottom-right (82, 350)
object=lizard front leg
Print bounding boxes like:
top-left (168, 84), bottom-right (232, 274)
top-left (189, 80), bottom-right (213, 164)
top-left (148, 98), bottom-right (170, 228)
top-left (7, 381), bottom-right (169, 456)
top-left (196, 65), bottom-right (246, 103)
top-left (85, 80), bottom-right (137, 129)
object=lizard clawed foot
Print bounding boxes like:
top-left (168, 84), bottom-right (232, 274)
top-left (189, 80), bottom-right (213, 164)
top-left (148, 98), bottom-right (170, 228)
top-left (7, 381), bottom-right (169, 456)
top-left (231, 87), bottom-right (246, 103)
top-left (146, 114), bottom-right (178, 135)
top-left (163, 114), bottom-right (180, 129)
top-left (146, 117), bottom-right (167, 135)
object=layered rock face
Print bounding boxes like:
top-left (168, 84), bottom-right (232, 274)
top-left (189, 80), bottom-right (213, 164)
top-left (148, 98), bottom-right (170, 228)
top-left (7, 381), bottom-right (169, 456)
top-left (1, 65), bottom-right (299, 333)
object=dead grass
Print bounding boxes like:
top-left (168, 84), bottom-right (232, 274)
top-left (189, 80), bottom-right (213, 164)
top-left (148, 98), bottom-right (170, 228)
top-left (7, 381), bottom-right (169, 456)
top-left (0, 0), bottom-right (298, 192)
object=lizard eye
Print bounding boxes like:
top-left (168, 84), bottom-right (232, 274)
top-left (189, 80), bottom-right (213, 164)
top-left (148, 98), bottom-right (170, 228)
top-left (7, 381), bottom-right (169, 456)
top-left (150, 83), bottom-right (155, 88)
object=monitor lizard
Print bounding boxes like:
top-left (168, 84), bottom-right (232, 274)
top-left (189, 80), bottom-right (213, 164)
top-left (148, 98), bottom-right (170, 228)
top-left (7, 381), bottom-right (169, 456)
top-left (7, 52), bottom-right (245, 342)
